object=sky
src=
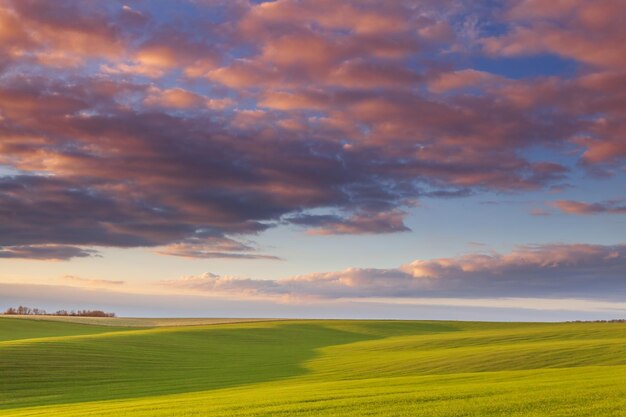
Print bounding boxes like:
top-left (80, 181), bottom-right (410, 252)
top-left (0, 0), bottom-right (625, 320)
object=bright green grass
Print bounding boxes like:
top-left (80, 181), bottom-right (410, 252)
top-left (1, 317), bottom-right (625, 416)
top-left (0, 316), bottom-right (135, 342)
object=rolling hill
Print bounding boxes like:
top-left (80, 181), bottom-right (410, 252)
top-left (1, 316), bottom-right (625, 416)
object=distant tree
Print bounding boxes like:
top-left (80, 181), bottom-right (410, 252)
top-left (3, 306), bottom-right (115, 317)
top-left (568, 319), bottom-right (626, 323)
top-left (16, 306), bottom-right (32, 315)
top-left (73, 310), bottom-right (116, 317)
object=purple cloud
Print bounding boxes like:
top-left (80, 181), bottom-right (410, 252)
top-left (0, 245), bottom-right (97, 261)
top-left (553, 200), bottom-right (626, 215)
top-left (0, 0), bottom-right (624, 259)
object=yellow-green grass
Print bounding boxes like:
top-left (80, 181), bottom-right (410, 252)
top-left (1, 317), bottom-right (625, 416)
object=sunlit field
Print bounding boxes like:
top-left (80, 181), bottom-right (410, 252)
top-left (1, 317), bottom-right (625, 416)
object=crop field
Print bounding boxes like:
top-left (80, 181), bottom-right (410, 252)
top-left (1, 317), bottom-right (626, 416)
top-left (1, 315), bottom-right (280, 327)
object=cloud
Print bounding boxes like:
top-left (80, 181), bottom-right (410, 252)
top-left (428, 69), bottom-right (504, 93)
top-left (161, 273), bottom-right (283, 297)
top-left (553, 200), bottom-right (626, 215)
top-left (6, 282), bottom-right (626, 321)
top-left (530, 208), bottom-right (551, 217)
top-left (61, 275), bottom-right (124, 287)
top-left (0, 245), bottom-right (97, 260)
top-left (482, 0), bottom-right (626, 169)
top-left (0, 0), bottom-right (623, 259)
top-left (161, 243), bottom-right (626, 300)
top-left (155, 237), bottom-right (280, 260)
top-left (143, 87), bottom-right (211, 109)
top-left (0, 0), bottom-right (125, 69)
top-left (483, 0), bottom-right (626, 68)
top-left (289, 210), bottom-right (410, 235)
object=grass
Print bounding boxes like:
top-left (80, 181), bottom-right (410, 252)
top-left (2, 315), bottom-right (279, 327)
top-left (1, 317), bottom-right (625, 416)
top-left (0, 316), bottom-right (135, 341)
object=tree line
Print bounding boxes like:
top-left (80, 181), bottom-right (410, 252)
top-left (3, 306), bottom-right (116, 317)
top-left (567, 319), bottom-right (626, 323)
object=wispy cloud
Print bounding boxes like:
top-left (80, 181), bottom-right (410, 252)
top-left (0, 245), bottom-right (97, 261)
top-left (553, 200), bottom-right (626, 215)
top-left (62, 275), bottom-right (125, 287)
top-left (530, 208), bottom-right (551, 217)
top-left (155, 236), bottom-right (280, 260)
top-left (4, 282), bottom-right (626, 321)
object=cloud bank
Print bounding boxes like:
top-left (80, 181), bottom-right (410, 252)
top-left (0, 0), bottom-right (624, 258)
top-left (5, 282), bottom-right (626, 321)
top-left (161, 243), bottom-right (626, 301)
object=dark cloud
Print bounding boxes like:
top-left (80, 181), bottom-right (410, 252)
top-left (288, 210), bottom-right (410, 235)
top-left (0, 245), bottom-right (97, 260)
top-left (0, 0), bottom-right (624, 258)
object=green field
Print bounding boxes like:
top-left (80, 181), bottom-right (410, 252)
top-left (1, 316), bottom-right (625, 416)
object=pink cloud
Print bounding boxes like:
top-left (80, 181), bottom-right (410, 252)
top-left (241, 0), bottom-right (410, 37)
top-left (530, 208), bottom-right (551, 217)
top-left (328, 58), bottom-right (422, 88)
top-left (553, 200), bottom-right (626, 215)
top-left (207, 60), bottom-right (281, 88)
top-left (0, 0), bottom-right (124, 66)
top-left (484, 0), bottom-right (626, 68)
top-left (429, 69), bottom-right (504, 93)
top-left (62, 275), bottom-right (125, 287)
top-left (259, 90), bottom-right (329, 111)
top-left (161, 243), bottom-right (626, 300)
top-left (144, 88), bottom-right (207, 109)
top-left (0, 0), bottom-right (623, 259)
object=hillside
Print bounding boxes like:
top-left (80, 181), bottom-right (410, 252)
top-left (1, 317), bottom-right (625, 416)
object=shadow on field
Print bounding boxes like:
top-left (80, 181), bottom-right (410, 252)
top-left (0, 320), bottom-right (460, 410)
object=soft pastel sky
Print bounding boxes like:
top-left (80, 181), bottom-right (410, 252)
top-left (1, 0), bottom-right (625, 320)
